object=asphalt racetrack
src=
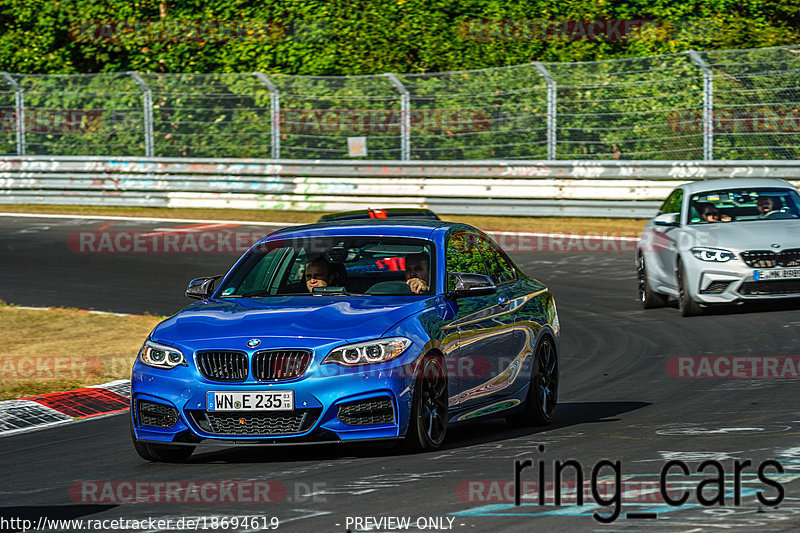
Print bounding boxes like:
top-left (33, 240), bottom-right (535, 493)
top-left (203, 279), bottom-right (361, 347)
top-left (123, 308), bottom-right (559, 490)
top-left (2, 214), bottom-right (800, 532)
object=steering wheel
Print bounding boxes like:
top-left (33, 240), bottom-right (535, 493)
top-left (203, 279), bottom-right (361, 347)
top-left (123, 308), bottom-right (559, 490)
top-left (764, 209), bottom-right (787, 219)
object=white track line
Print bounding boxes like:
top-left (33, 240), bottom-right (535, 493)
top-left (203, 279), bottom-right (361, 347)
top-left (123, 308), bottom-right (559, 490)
top-left (13, 305), bottom-right (155, 318)
top-left (0, 212), bottom-right (301, 227)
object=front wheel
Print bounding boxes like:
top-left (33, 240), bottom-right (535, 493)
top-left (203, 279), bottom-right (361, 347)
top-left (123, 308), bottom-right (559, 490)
top-left (403, 356), bottom-right (448, 452)
top-left (507, 336), bottom-right (558, 427)
top-left (638, 254), bottom-right (667, 309)
top-left (677, 262), bottom-right (703, 317)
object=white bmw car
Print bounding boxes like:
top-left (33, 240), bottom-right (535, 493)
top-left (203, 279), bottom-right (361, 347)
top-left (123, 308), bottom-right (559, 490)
top-left (637, 178), bottom-right (800, 316)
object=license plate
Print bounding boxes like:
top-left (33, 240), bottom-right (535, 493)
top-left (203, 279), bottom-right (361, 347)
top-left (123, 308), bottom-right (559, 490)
top-left (754, 269), bottom-right (800, 280)
top-left (207, 391), bottom-right (294, 411)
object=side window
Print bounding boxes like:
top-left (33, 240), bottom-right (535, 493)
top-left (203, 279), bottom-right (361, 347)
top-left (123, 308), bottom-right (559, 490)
top-left (660, 189), bottom-right (683, 215)
top-left (475, 235), bottom-right (517, 285)
top-left (236, 247), bottom-right (285, 295)
top-left (446, 232), bottom-right (489, 290)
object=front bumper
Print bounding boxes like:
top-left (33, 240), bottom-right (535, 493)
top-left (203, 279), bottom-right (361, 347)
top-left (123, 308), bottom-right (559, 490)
top-left (685, 255), bottom-right (800, 304)
top-left (131, 354), bottom-right (420, 445)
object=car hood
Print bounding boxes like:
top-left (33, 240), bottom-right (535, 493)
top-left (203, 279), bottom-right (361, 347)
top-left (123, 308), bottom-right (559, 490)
top-left (152, 296), bottom-right (431, 345)
top-left (683, 220), bottom-right (800, 251)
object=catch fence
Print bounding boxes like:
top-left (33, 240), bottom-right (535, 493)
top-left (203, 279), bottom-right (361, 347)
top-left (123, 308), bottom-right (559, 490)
top-left (1, 45), bottom-right (799, 161)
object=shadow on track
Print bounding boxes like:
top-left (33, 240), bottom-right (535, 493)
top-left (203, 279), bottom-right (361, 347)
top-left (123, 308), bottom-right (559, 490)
top-left (662, 297), bottom-right (800, 316)
top-left (176, 401), bottom-right (648, 464)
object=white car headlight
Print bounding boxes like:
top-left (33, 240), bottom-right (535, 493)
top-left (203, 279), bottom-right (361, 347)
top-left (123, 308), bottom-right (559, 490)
top-left (691, 247), bottom-right (735, 262)
top-left (138, 340), bottom-right (186, 369)
top-left (323, 337), bottom-right (412, 367)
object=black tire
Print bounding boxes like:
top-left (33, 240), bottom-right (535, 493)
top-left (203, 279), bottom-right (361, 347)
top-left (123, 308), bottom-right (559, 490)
top-left (131, 417), bottom-right (194, 463)
top-left (637, 253), bottom-right (667, 309)
top-left (403, 356), bottom-right (448, 452)
top-left (507, 336), bottom-right (558, 427)
top-left (677, 262), bottom-right (703, 317)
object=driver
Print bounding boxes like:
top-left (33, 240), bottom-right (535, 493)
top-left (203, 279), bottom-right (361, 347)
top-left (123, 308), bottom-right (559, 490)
top-left (757, 196), bottom-right (776, 217)
top-left (405, 253), bottom-right (430, 294)
top-left (305, 256), bottom-right (340, 292)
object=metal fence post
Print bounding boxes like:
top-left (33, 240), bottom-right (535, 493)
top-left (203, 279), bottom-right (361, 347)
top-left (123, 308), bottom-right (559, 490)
top-left (385, 73), bottom-right (410, 161)
top-left (128, 72), bottom-right (154, 157)
top-left (253, 72), bottom-right (281, 159)
top-left (688, 50), bottom-right (714, 161)
top-left (1, 72), bottom-right (25, 156)
top-left (533, 63), bottom-right (556, 161)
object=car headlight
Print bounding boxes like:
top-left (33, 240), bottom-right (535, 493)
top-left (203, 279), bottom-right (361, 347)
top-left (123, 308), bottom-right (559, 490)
top-left (691, 247), bottom-right (735, 262)
top-left (323, 337), bottom-right (412, 367)
top-left (138, 340), bottom-right (186, 369)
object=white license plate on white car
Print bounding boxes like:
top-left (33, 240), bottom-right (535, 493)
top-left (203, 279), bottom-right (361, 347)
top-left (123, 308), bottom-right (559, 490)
top-left (754, 269), bottom-right (800, 280)
top-left (206, 391), bottom-right (294, 411)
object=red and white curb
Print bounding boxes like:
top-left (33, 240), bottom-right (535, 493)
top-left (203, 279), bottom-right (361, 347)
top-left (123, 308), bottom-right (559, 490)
top-left (0, 379), bottom-right (131, 438)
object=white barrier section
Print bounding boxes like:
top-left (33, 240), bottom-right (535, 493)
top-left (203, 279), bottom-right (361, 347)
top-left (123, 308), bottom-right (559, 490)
top-left (1, 156), bottom-right (798, 218)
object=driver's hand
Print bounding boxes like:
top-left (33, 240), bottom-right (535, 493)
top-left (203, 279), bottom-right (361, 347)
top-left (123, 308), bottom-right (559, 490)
top-left (407, 278), bottom-right (428, 294)
top-left (306, 279), bottom-right (328, 291)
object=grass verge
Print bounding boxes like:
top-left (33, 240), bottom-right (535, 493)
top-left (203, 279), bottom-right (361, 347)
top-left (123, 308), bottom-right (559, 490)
top-left (0, 303), bottom-right (163, 400)
top-left (0, 204), bottom-right (648, 235)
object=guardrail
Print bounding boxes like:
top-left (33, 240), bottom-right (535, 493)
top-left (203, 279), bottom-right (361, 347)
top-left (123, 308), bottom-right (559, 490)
top-left (1, 157), bottom-right (798, 218)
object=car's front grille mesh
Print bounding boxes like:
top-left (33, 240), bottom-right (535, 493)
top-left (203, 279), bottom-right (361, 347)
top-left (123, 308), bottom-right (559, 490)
top-left (700, 281), bottom-right (732, 294)
top-left (189, 409), bottom-right (320, 436)
top-left (741, 251), bottom-right (777, 268)
top-left (338, 398), bottom-right (395, 426)
top-left (252, 350), bottom-right (311, 381)
top-left (740, 280), bottom-right (800, 295)
top-left (196, 351), bottom-right (248, 381)
top-left (781, 249), bottom-right (800, 267)
top-left (741, 249), bottom-right (800, 268)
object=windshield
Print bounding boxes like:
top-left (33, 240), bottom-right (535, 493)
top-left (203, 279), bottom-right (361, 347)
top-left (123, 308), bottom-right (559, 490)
top-left (688, 187), bottom-right (800, 224)
top-left (216, 236), bottom-right (435, 297)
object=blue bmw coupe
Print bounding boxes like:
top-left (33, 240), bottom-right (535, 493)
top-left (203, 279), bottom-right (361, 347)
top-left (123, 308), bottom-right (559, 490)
top-left (131, 215), bottom-right (560, 461)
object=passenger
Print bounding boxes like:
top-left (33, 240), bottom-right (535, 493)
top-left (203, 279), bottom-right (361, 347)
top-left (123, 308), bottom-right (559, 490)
top-left (699, 203), bottom-right (721, 222)
top-left (696, 203), bottom-right (730, 223)
top-left (405, 253), bottom-right (430, 294)
top-left (304, 256), bottom-right (341, 292)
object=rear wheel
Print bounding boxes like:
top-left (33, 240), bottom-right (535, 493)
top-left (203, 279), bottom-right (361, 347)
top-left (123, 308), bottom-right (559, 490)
top-left (637, 253), bottom-right (667, 309)
top-left (404, 356), bottom-right (448, 452)
top-left (507, 336), bottom-right (558, 427)
top-left (131, 417), bottom-right (194, 463)
top-left (677, 262), bottom-right (703, 317)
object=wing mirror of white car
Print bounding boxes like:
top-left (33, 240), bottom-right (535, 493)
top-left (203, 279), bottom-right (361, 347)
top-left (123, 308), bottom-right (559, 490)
top-left (653, 213), bottom-right (679, 227)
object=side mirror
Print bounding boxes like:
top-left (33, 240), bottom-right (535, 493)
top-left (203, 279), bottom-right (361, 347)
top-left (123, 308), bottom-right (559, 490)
top-left (654, 212), bottom-right (679, 227)
top-left (447, 272), bottom-right (497, 299)
top-left (186, 276), bottom-right (222, 300)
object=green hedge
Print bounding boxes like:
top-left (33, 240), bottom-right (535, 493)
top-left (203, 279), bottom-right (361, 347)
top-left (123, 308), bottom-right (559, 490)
top-left (1, 0), bottom-right (798, 75)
